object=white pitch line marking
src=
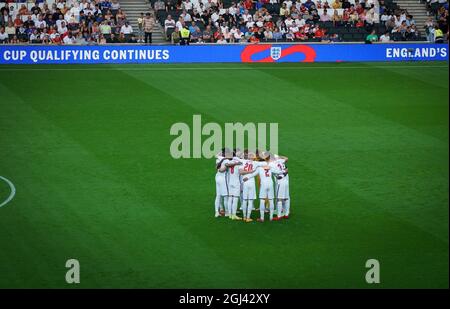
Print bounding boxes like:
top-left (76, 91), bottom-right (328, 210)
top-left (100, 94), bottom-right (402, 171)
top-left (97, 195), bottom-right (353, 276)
top-left (0, 65), bottom-right (447, 72)
top-left (0, 176), bottom-right (16, 208)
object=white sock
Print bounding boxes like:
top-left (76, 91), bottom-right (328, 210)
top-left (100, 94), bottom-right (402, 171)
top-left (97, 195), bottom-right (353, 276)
top-left (241, 200), bottom-right (247, 219)
top-left (219, 196), bottom-right (224, 211)
top-left (260, 200), bottom-right (265, 220)
top-left (276, 201), bottom-right (282, 218)
top-left (285, 199), bottom-right (290, 216)
top-left (215, 195), bottom-right (221, 213)
top-left (232, 197), bottom-right (238, 216)
top-left (247, 200), bottom-right (253, 219)
top-left (223, 196), bottom-right (228, 212)
top-left (269, 200), bottom-right (274, 220)
top-left (226, 196), bottom-right (232, 216)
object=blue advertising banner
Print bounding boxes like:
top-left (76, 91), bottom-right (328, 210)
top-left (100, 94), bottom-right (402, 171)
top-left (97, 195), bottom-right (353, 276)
top-left (0, 43), bottom-right (448, 64)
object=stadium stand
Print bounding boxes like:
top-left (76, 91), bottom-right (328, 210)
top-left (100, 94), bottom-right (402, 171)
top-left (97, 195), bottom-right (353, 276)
top-left (420, 0), bottom-right (448, 42)
top-left (152, 0), bottom-right (436, 43)
top-left (0, 0), bottom-right (446, 44)
top-left (0, 0), bottom-right (139, 43)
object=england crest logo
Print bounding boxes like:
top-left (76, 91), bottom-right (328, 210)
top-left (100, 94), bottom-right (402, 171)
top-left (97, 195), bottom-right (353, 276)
top-left (270, 47), bottom-right (282, 61)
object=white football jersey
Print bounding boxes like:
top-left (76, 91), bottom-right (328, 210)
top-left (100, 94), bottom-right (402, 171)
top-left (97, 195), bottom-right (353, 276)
top-left (269, 159), bottom-right (288, 177)
top-left (256, 162), bottom-right (275, 185)
top-left (226, 159), bottom-right (242, 186)
top-left (239, 159), bottom-right (257, 184)
top-left (215, 156), bottom-right (229, 179)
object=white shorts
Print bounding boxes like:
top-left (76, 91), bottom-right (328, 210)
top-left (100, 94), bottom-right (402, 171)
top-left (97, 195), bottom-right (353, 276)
top-left (275, 178), bottom-right (290, 199)
top-left (228, 182), bottom-right (241, 197)
top-left (215, 175), bottom-right (228, 196)
top-left (242, 182), bottom-right (256, 200)
top-left (259, 183), bottom-right (274, 199)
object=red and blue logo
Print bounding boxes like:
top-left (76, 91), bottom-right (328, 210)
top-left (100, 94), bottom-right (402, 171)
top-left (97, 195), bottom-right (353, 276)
top-left (241, 44), bottom-right (317, 63)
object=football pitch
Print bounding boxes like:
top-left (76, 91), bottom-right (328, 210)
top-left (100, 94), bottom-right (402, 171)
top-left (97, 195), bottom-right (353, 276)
top-left (0, 62), bottom-right (448, 288)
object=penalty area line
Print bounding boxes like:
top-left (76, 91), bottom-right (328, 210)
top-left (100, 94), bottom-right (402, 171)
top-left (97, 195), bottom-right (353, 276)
top-left (0, 176), bottom-right (16, 208)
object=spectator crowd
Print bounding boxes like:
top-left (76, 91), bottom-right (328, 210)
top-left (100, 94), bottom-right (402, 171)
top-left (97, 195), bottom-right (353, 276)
top-left (422, 0), bottom-right (448, 42)
top-left (157, 0), bottom-right (384, 44)
top-left (0, 0), bottom-right (447, 44)
top-left (0, 0), bottom-right (137, 44)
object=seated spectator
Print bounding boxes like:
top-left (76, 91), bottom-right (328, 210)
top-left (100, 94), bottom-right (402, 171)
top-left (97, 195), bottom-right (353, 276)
top-left (314, 26), bottom-right (325, 39)
top-left (244, 0), bottom-right (254, 10)
top-left (305, 0), bottom-right (315, 9)
top-left (385, 16), bottom-right (395, 31)
top-left (111, 0), bottom-right (121, 15)
top-left (331, 10), bottom-right (342, 24)
top-left (101, 0), bottom-right (113, 12)
top-left (216, 35), bottom-right (227, 43)
top-left (58, 21), bottom-right (68, 34)
top-left (255, 0), bottom-right (265, 10)
top-left (355, 18), bottom-right (364, 28)
top-left (273, 27), bottom-right (283, 40)
top-left (98, 33), bottom-right (107, 44)
top-left (405, 15), bottom-right (415, 26)
top-left (244, 28), bottom-right (253, 41)
top-left (182, 0), bottom-right (194, 11)
top-left (191, 26), bottom-right (202, 42)
top-left (365, 29), bottom-right (378, 43)
top-left (380, 11), bottom-right (390, 25)
top-left (120, 21), bottom-right (133, 37)
top-left (63, 32), bottom-right (76, 44)
top-left (329, 33), bottom-right (341, 42)
top-left (100, 21), bottom-right (112, 37)
top-left (5, 21), bottom-right (15, 40)
top-left (280, 3), bottom-right (289, 16)
top-left (264, 28), bottom-right (273, 40)
top-left (29, 29), bottom-right (42, 44)
top-left (379, 31), bottom-right (391, 42)
top-left (154, 0), bottom-right (166, 11)
top-left (189, 21), bottom-right (197, 33)
top-left (233, 28), bottom-right (244, 42)
top-left (75, 32), bottom-right (88, 44)
top-left (115, 32), bottom-right (125, 43)
top-left (249, 34), bottom-right (260, 43)
top-left (332, 0), bottom-right (342, 9)
top-left (171, 27), bottom-right (180, 44)
top-left (202, 25), bottom-right (213, 42)
top-left (106, 32), bottom-right (119, 43)
top-left (405, 25), bottom-right (417, 41)
top-left (320, 9), bottom-right (330, 22)
top-left (0, 27), bottom-right (9, 43)
top-left (286, 30), bottom-right (295, 41)
top-left (116, 9), bottom-right (126, 21)
top-left (166, 0), bottom-right (176, 11)
top-left (181, 10), bottom-right (192, 23)
top-left (295, 28), bottom-right (308, 40)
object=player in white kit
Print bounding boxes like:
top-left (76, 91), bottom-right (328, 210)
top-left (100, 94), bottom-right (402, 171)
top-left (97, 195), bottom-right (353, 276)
top-left (239, 151), bottom-right (263, 222)
top-left (233, 149), bottom-right (245, 215)
top-left (225, 151), bottom-right (243, 220)
top-left (214, 149), bottom-right (231, 217)
top-left (269, 154), bottom-right (290, 220)
top-left (243, 151), bottom-right (282, 222)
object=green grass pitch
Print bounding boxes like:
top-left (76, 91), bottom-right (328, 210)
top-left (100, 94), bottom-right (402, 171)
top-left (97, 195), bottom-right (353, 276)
top-left (0, 62), bottom-right (448, 288)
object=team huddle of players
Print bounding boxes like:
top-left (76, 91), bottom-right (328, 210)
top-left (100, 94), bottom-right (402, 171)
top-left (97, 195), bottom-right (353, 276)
top-left (214, 148), bottom-right (290, 222)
